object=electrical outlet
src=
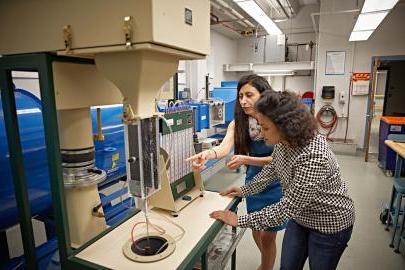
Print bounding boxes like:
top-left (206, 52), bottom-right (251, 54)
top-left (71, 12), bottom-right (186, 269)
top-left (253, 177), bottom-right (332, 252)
top-left (339, 91), bottom-right (346, 104)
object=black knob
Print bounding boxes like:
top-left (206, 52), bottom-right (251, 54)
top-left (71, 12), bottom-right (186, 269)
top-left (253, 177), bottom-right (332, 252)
top-left (88, 168), bottom-right (102, 175)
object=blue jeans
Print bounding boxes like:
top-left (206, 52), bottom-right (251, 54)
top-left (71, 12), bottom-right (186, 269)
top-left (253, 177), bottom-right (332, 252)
top-left (280, 220), bottom-right (353, 270)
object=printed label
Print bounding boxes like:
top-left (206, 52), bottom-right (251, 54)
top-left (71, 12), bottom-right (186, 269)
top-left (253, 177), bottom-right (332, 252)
top-left (390, 125), bottom-right (402, 132)
top-left (176, 181), bottom-right (187, 194)
top-left (167, 119), bottom-right (174, 126)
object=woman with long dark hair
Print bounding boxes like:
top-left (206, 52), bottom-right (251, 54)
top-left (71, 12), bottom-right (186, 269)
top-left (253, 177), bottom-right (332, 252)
top-left (187, 75), bottom-right (285, 270)
top-left (210, 90), bottom-right (355, 270)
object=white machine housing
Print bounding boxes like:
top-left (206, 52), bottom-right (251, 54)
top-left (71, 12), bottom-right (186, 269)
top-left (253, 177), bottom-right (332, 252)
top-left (0, 0), bottom-right (210, 246)
top-left (0, 0), bottom-right (209, 56)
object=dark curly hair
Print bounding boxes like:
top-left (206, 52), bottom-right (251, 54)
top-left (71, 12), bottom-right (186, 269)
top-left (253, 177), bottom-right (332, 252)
top-left (255, 90), bottom-right (318, 148)
top-left (234, 75), bottom-right (275, 155)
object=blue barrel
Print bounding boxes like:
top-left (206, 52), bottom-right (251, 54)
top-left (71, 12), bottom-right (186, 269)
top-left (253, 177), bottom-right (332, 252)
top-left (0, 89), bottom-right (51, 231)
top-left (0, 90), bottom-right (126, 231)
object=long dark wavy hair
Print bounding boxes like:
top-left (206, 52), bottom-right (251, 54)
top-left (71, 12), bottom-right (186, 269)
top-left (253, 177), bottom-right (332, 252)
top-left (255, 90), bottom-right (318, 148)
top-left (234, 75), bottom-right (274, 155)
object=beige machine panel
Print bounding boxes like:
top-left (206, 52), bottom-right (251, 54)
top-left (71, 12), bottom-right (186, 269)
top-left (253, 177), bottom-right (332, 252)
top-left (0, 0), bottom-right (209, 56)
top-left (52, 62), bottom-right (122, 110)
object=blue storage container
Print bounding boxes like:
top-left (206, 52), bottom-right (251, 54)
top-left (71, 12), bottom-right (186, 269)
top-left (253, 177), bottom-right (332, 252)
top-left (212, 87), bottom-right (237, 123)
top-left (189, 103), bottom-right (209, 132)
top-left (302, 98), bottom-right (313, 111)
top-left (221, 81), bottom-right (238, 88)
top-left (378, 116), bottom-right (405, 174)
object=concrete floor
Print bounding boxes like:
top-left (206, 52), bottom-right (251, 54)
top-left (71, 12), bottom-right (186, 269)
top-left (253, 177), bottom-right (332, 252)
top-left (204, 153), bottom-right (405, 270)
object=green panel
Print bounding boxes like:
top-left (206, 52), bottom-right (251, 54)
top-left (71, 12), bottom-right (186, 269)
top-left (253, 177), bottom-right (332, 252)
top-left (39, 54), bottom-right (73, 266)
top-left (170, 173), bottom-right (196, 200)
top-left (160, 110), bottom-right (193, 134)
top-left (67, 257), bottom-right (111, 270)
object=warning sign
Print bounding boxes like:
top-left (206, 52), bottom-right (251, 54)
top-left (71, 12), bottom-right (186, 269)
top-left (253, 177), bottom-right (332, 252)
top-left (352, 72), bottom-right (370, 95)
top-left (352, 72), bottom-right (370, 81)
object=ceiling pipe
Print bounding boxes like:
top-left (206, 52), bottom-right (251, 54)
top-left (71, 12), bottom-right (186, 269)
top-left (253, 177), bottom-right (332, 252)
top-left (212, 0), bottom-right (256, 28)
top-left (275, 0), bottom-right (290, 19)
top-left (211, 0), bottom-right (250, 29)
top-left (266, 1), bottom-right (283, 17)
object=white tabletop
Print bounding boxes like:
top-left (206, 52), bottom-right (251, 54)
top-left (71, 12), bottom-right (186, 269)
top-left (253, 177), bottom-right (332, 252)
top-left (75, 191), bottom-right (234, 269)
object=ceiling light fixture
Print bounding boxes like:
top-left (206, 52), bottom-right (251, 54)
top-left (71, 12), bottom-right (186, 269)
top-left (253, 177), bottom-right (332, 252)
top-left (257, 71), bottom-right (295, 76)
top-left (349, 0), bottom-right (399, 41)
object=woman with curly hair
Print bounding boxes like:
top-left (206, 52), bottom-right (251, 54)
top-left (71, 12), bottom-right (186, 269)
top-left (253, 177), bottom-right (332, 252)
top-left (188, 75), bottom-right (285, 270)
top-left (210, 90), bottom-right (355, 270)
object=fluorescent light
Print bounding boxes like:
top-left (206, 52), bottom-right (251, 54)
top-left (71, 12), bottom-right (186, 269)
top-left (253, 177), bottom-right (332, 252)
top-left (254, 68), bottom-right (293, 73)
top-left (349, 0), bottom-right (399, 42)
top-left (361, 0), bottom-right (399, 13)
top-left (233, 0), bottom-right (282, 35)
top-left (353, 11), bottom-right (388, 31)
top-left (257, 71), bottom-right (295, 76)
top-left (258, 73), bottom-right (294, 76)
top-left (349, 30), bottom-right (373, 41)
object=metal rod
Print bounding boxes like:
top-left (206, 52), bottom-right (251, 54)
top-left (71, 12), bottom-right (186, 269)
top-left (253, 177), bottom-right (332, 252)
top-left (94, 108), bottom-right (104, 141)
top-left (173, 72), bottom-right (179, 100)
top-left (205, 74), bottom-right (210, 99)
top-left (144, 198), bottom-right (151, 250)
top-left (211, 18), bottom-right (249, 24)
top-left (0, 68), bottom-right (38, 269)
top-left (365, 59), bottom-right (380, 162)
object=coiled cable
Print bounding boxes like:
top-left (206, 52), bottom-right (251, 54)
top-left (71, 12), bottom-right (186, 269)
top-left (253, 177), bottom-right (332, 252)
top-left (316, 104), bottom-right (338, 140)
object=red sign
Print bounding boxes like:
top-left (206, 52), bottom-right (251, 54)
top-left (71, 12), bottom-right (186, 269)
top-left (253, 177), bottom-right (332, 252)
top-left (352, 72), bottom-right (370, 81)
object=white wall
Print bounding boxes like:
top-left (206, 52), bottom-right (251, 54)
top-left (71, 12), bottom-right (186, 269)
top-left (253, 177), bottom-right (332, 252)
top-left (315, 0), bottom-right (405, 148)
top-left (269, 74), bottom-right (314, 94)
top-left (187, 30), bottom-right (238, 100)
top-left (207, 30), bottom-right (239, 89)
top-left (12, 72), bottom-right (40, 98)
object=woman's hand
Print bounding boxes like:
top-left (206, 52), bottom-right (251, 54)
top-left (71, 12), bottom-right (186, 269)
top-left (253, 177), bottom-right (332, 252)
top-left (186, 150), bottom-right (214, 171)
top-left (209, 210), bottom-right (238, 227)
top-left (227, 155), bottom-right (247, 170)
top-left (219, 186), bottom-right (242, 198)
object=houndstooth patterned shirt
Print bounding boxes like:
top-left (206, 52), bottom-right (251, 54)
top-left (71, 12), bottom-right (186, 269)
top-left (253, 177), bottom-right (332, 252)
top-left (238, 134), bottom-right (355, 234)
